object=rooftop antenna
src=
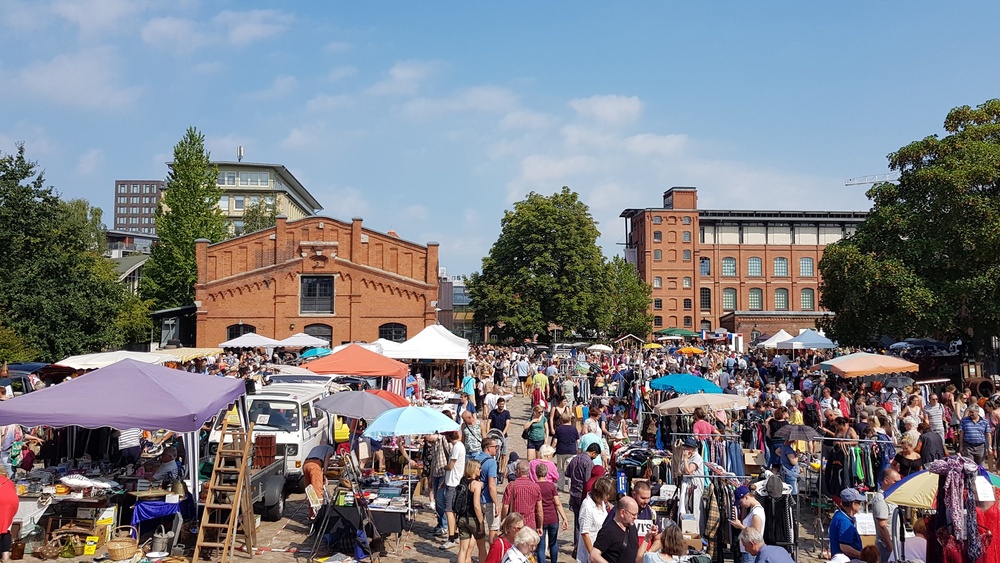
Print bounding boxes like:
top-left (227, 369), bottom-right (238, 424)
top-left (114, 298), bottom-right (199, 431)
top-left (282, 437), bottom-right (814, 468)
top-left (237, 145), bottom-right (244, 162)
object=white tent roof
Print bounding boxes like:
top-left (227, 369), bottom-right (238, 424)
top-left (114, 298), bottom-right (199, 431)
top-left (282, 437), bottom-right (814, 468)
top-left (219, 332), bottom-right (282, 348)
top-left (331, 342), bottom-right (384, 355)
top-left (775, 329), bottom-right (837, 350)
top-left (372, 338), bottom-right (401, 350)
top-left (55, 350), bottom-right (172, 370)
top-left (756, 329), bottom-right (794, 349)
top-left (384, 325), bottom-right (470, 360)
top-left (276, 332), bottom-right (329, 348)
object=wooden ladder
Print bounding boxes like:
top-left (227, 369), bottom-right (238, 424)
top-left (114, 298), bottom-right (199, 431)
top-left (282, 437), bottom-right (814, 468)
top-left (192, 418), bottom-right (257, 563)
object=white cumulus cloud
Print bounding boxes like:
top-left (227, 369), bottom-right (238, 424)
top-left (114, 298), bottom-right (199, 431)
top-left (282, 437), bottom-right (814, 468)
top-left (142, 17), bottom-right (209, 54)
top-left (11, 47), bottom-right (141, 110)
top-left (625, 133), bottom-right (688, 157)
top-left (213, 9), bottom-right (295, 46)
top-left (329, 65), bottom-right (357, 82)
top-left (306, 94), bottom-right (353, 113)
top-left (401, 86), bottom-right (518, 120)
top-left (51, 0), bottom-right (140, 35)
top-left (367, 61), bottom-right (440, 96)
top-left (569, 94), bottom-right (643, 126)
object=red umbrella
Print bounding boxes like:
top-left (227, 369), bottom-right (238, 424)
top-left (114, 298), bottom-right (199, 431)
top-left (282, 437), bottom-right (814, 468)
top-left (366, 389), bottom-right (409, 407)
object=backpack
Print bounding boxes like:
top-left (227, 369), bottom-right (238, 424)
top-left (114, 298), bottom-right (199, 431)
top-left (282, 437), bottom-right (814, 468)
top-left (802, 398), bottom-right (821, 428)
top-left (452, 477), bottom-right (473, 517)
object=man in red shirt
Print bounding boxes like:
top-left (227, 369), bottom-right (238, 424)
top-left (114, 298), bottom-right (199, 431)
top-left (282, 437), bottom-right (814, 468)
top-left (501, 460), bottom-right (543, 533)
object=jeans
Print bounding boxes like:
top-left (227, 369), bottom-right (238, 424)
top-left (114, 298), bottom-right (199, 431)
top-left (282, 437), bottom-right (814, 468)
top-left (537, 522), bottom-right (559, 563)
top-left (570, 496), bottom-right (581, 547)
top-left (431, 474), bottom-right (447, 530)
top-left (781, 466), bottom-right (799, 495)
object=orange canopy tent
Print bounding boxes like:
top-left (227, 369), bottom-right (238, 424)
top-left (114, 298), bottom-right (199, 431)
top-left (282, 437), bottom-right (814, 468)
top-left (304, 343), bottom-right (409, 378)
top-left (819, 352), bottom-right (919, 378)
top-left (367, 389), bottom-right (409, 407)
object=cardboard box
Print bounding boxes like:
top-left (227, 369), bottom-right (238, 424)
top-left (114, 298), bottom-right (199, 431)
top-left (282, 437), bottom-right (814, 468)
top-left (682, 533), bottom-right (703, 551)
top-left (680, 516), bottom-right (699, 535)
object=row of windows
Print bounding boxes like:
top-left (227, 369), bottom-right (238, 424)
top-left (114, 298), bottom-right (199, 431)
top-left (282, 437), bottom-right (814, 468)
top-left (651, 231), bottom-right (693, 243)
top-left (117, 216), bottom-right (153, 225)
top-left (653, 315), bottom-right (694, 328)
top-left (116, 206), bottom-right (156, 215)
top-left (117, 226), bottom-right (154, 234)
top-left (217, 171), bottom-right (271, 187)
top-left (219, 195), bottom-right (275, 211)
top-left (651, 216), bottom-right (693, 225)
top-left (117, 196), bottom-right (158, 204)
top-left (716, 256), bottom-right (813, 277)
top-left (226, 322), bottom-right (408, 345)
top-left (116, 183), bottom-right (158, 194)
top-left (651, 288), bottom-right (816, 312)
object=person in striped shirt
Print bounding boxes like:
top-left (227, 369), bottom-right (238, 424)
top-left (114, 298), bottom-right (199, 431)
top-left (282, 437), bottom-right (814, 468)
top-left (960, 406), bottom-right (992, 465)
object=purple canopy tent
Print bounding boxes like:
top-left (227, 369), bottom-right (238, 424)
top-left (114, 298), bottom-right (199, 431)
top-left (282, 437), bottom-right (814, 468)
top-left (0, 358), bottom-right (247, 503)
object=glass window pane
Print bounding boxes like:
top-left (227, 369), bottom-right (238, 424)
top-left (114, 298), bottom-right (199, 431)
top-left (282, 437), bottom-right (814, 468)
top-left (259, 172), bottom-right (269, 185)
top-left (249, 172), bottom-right (259, 186)
top-left (723, 288), bottom-right (736, 311)
top-left (654, 316), bottom-right (663, 327)
top-left (653, 249), bottom-right (662, 261)
top-left (683, 299), bottom-right (692, 310)
top-left (683, 316), bottom-right (692, 327)
top-left (800, 257), bottom-right (814, 277)
top-left (774, 257), bottom-right (788, 277)
top-left (748, 258), bottom-right (762, 277)
top-left (300, 276), bottom-right (335, 313)
top-left (683, 250), bottom-right (692, 261)
top-left (219, 195), bottom-right (229, 210)
top-left (233, 196), bottom-right (245, 210)
top-left (775, 288), bottom-right (788, 310)
top-left (654, 299), bottom-right (662, 310)
top-left (653, 231), bottom-right (662, 242)
top-left (700, 288), bottom-right (711, 310)
top-left (239, 172), bottom-right (250, 185)
top-left (683, 277), bottom-right (691, 289)
top-left (217, 172), bottom-right (225, 185)
top-left (699, 257), bottom-right (710, 276)
top-left (683, 231), bottom-right (691, 242)
top-left (801, 288), bottom-right (815, 310)
top-left (653, 277), bottom-right (662, 289)
top-left (722, 257), bottom-right (736, 277)
top-left (749, 289), bottom-right (763, 310)
top-left (226, 172), bottom-right (237, 185)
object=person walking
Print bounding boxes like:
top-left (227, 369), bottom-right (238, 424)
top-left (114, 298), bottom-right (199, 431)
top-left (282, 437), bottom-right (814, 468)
top-left (488, 397), bottom-right (512, 474)
top-left (553, 416), bottom-right (580, 491)
top-left (567, 443), bottom-right (601, 549)
top-left (462, 410), bottom-right (486, 456)
top-left (441, 430), bottom-right (467, 549)
top-left (872, 469), bottom-right (901, 563)
top-left (501, 460), bottom-right (543, 535)
top-left (960, 405), bottom-right (992, 465)
top-left (590, 497), bottom-right (658, 563)
top-left (456, 459), bottom-right (486, 563)
top-left (473, 437), bottom-right (501, 546)
top-left (523, 405), bottom-right (548, 461)
top-left (535, 463), bottom-right (568, 563)
top-left (426, 433), bottom-right (452, 536)
top-left (576, 476), bottom-right (614, 563)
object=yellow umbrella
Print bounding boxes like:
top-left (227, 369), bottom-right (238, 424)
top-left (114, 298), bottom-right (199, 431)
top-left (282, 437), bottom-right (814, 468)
top-left (643, 343), bottom-right (663, 350)
top-left (677, 346), bottom-right (705, 355)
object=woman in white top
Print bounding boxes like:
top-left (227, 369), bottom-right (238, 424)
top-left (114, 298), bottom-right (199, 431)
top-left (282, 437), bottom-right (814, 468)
top-left (643, 526), bottom-right (689, 563)
top-left (576, 476), bottom-right (614, 563)
top-left (728, 485), bottom-right (765, 563)
top-left (501, 526), bottom-right (539, 563)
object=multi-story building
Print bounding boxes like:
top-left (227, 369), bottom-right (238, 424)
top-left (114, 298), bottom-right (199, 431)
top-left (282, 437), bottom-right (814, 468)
top-left (437, 273), bottom-right (480, 343)
top-left (621, 187), bottom-right (868, 343)
top-left (112, 180), bottom-right (164, 234)
top-left (212, 162), bottom-right (322, 233)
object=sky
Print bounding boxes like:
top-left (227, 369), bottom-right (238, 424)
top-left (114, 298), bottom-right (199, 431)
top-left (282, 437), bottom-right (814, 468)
top-left (3, 2), bottom-right (1000, 276)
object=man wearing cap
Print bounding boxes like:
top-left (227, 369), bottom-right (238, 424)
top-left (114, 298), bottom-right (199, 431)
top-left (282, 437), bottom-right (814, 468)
top-left (678, 437), bottom-right (704, 525)
top-left (829, 488), bottom-right (864, 558)
top-left (739, 527), bottom-right (793, 563)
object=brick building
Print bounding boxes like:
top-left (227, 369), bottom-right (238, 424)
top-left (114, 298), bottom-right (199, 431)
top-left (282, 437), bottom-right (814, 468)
top-left (193, 215), bottom-right (439, 348)
top-left (113, 180), bottom-right (164, 234)
top-left (621, 187), bottom-right (867, 343)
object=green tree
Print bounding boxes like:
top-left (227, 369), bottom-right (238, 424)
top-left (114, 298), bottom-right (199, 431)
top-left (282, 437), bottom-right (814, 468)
top-left (467, 187), bottom-right (609, 340)
top-left (0, 144), bottom-right (130, 360)
top-left (819, 99), bottom-right (1000, 351)
top-left (598, 256), bottom-right (653, 338)
top-left (0, 322), bottom-right (38, 363)
top-left (60, 198), bottom-right (107, 253)
top-left (239, 196), bottom-right (276, 235)
top-left (141, 127), bottom-right (228, 309)
top-left (115, 293), bottom-right (154, 347)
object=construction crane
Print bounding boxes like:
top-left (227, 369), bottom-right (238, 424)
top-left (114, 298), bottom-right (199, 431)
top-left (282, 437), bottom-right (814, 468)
top-left (844, 172), bottom-right (900, 186)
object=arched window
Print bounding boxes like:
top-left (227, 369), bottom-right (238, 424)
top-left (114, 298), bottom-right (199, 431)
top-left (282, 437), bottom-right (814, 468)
top-left (653, 298), bottom-right (662, 310)
top-left (700, 320), bottom-right (712, 331)
top-left (304, 323), bottom-right (332, 345)
top-left (722, 288), bottom-right (737, 311)
top-left (683, 249), bottom-right (692, 261)
top-left (699, 257), bottom-right (710, 276)
top-left (652, 216), bottom-right (662, 224)
top-left (226, 323), bottom-right (256, 341)
top-left (653, 276), bottom-right (663, 289)
top-left (801, 288), bottom-right (816, 311)
top-left (654, 316), bottom-right (663, 328)
top-left (748, 257), bottom-right (762, 277)
top-left (682, 231), bottom-right (691, 243)
top-left (653, 249), bottom-right (662, 261)
top-left (748, 288), bottom-right (763, 310)
top-left (775, 288), bottom-right (789, 310)
top-left (682, 277), bottom-right (692, 289)
top-left (773, 257), bottom-right (789, 277)
top-left (682, 216), bottom-right (692, 225)
top-left (378, 322), bottom-right (407, 343)
top-left (683, 299), bottom-right (692, 311)
top-left (683, 316), bottom-right (693, 327)
top-left (653, 231), bottom-right (662, 242)
top-left (700, 288), bottom-right (711, 310)
top-left (721, 257), bottom-right (736, 277)
top-left (799, 257), bottom-right (815, 277)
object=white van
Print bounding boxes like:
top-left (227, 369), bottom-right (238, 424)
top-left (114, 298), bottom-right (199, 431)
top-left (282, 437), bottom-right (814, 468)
top-left (211, 384), bottom-right (330, 491)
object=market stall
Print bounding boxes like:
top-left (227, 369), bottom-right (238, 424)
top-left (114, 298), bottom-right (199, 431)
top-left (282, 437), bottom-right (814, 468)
top-left (381, 325), bottom-right (470, 390)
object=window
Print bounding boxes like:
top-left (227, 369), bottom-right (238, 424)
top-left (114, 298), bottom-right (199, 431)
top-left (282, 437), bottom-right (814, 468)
top-left (654, 316), bottom-right (663, 327)
top-left (142, 217), bottom-right (150, 224)
top-left (249, 195), bottom-right (260, 206)
top-left (117, 217), bottom-right (125, 224)
top-left (682, 231), bottom-right (691, 242)
top-left (682, 277), bottom-right (692, 289)
top-left (682, 216), bottom-right (692, 225)
top-left (379, 322), bottom-right (407, 342)
top-left (722, 257), bottom-right (736, 277)
top-left (217, 172), bottom-right (226, 186)
top-left (219, 195), bottom-right (229, 210)
top-left (249, 172), bottom-right (260, 186)
top-left (130, 207), bottom-right (139, 214)
top-left (773, 257), bottom-right (789, 277)
top-left (701, 320), bottom-right (712, 331)
top-left (131, 184), bottom-right (140, 193)
top-left (259, 172), bottom-right (269, 185)
top-left (800, 257), bottom-right (815, 277)
top-left (748, 288), bottom-right (763, 310)
top-left (683, 316), bottom-right (692, 327)
top-left (683, 299), bottom-right (692, 310)
top-left (226, 172), bottom-right (237, 185)
top-left (700, 288), bottom-right (711, 310)
top-left (117, 206), bottom-right (126, 214)
top-left (653, 298), bottom-right (662, 310)
top-left (232, 220), bottom-right (244, 235)
top-left (653, 276), bottom-right (662, 289)
top-left (118, 185), bottom-right (127, 193)
top-left (653, 249), bottom-right (662, 261)
top-left (775, 288), bottom-right (789, 310)
top-left (264, 196), bottom-right (275, 208)
top-left (301, 276), bottom-right (335, 314)
top-left (130, 197), bottom-right (139, 203)
top-left (239, 172), bottom-right (250, 185)
top-left (117, 196), bottom-right (126, 203)
top-left (801, 288), bottom-right (816, 310)
top-left (653, 231), bottom-right (662, 242)
top-left (226, 323), bottom-right (256, 341)
top-left (143, 185), bottom-right (151, 193)
top-left (304, 323), bottom-right (332, 345)
top-left (652, 216), bottom-right (662, 224)
top-left (699, 257), bottom-right (710, 276)
top-left (683, 250), bottom-right (691, 261)
top-left (722, 288), bottom-right (737, 311)
top-left (748, 257), bottom-right (762, 277)
top-left (233, 196), bottom-right (245, 210)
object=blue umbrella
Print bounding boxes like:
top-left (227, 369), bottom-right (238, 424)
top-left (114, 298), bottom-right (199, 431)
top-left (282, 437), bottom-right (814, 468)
top-left (363, 406), bottom-right (460, 439)
top-left (649, 374), bottom-right (722, 394)
top-left (299, 347), bottom-right (331, 360)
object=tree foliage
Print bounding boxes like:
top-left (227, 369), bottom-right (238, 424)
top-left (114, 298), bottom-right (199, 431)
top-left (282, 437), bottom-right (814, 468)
top-left (0, 322), bottom-right (38, 363)
top-left (141, 127), bottom-right (227, 310)
top-left (819, 99), bottom-right (1000, 351)
top-left (467, 187), bottom-right (609, 340)
top-left (239, 196), bottom-right (276, 235)
top-left (0, 144), bottom-right (131, 361)
top-left (598, 256), bottom-right (653, 339)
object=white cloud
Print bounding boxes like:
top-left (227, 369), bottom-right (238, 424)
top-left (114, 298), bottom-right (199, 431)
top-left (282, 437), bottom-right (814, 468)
top-left (569, 94), bottom-right (643, 126)
top-left (247, 75), bottom-right (297, 100)
top-left (625, 133), bottom-right (688, 157)
top-left (75, 149), bottom-right (103, 176)
top-left (367, 61), bottom-right (440, 96)
top-left (306, 94), bottom-right (353, 113)
top-left (281, 125), bottom-right (324, 150)
top-left (2, 0), bottom-right (52, 31)
top-left (560, 124), bottom-right (619, 151)
top-left (142, 17), bottom-right (209, 54)
top-left (10, 47), bottom-right (140, 110)
top-left (213, 9), bottom-right (295, 46)
top-left (500, 110), bottom-right (557, 130)
top-left (205, 134), bottom-right (254, 162)
top-left (324, 41), bottom-right (352, 54)
top-left (51, 0), bottom-right (140, 34)
top-left (401, 86), bottom-right (518, 120)
top-left (329, 65), bottom-right (357, 82)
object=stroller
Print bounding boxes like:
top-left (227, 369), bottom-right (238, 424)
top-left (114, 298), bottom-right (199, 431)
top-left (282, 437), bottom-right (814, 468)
top-left (486, 428), bottom-right (508, 483)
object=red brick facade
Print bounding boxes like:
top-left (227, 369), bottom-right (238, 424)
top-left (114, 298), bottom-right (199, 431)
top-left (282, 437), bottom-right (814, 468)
top-left (194, 215), bottom-right (439, 347)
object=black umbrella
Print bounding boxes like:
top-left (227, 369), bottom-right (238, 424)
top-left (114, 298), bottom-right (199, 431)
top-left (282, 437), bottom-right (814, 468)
top-left (881, 375), bottom-right (915, 389)
top-left (773, 424), bottom-right (821, 443)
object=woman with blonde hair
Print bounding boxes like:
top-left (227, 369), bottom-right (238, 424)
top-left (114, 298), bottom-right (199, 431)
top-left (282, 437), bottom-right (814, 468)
top-left (485, 512), bottom-right (524, 563)
top-left (892, 433), bottom-right (923, 477)
top-left (456, 459), bottom-right (485, 563)
top-left (501, 526), bottom-right (540, 563)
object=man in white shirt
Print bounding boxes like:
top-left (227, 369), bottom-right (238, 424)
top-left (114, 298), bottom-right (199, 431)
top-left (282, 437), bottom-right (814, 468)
top-left (776, 384), bottom-right (792, 406)
top-left (441, 431), bottom-right (466, 549)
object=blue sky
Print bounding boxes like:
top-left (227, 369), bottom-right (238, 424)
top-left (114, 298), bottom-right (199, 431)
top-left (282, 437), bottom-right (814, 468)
top-left (3, 2), bottom-right (999, 276)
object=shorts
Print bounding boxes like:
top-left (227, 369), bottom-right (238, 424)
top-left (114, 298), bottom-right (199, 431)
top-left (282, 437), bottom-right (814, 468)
top-left (444, 486), bottom-right (458, 512)
top-left (518, 374), bottom-right (528, 381)
top-left (483, 502), bottom-right (500, 531)
top-left (457, 515), bottom-right (485, 539)
top-left (0, 532), bottom-right (11, 553)
top-left (527, 439), bottom-right (544, 451)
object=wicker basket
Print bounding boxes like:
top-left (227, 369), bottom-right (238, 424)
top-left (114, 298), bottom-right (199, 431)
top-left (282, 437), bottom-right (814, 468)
top-left (106, 526), bottom-right (139, 561)
top-left (34, 540), bottom-right (60, 560)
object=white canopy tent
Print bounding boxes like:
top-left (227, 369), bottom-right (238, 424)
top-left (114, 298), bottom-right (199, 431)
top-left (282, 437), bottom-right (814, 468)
top-left (219, 333), bottom-right (282, 348)
top-left (56, 350), bottom-right (172, 370)
top-left (384, 325), bottom-right (470, 360)
top-left (276, 332), bottom-right (329, 348)
top-left (775, 329), bottom-right (838, 350)
top-left (755, 329), bottom-right (794, 349)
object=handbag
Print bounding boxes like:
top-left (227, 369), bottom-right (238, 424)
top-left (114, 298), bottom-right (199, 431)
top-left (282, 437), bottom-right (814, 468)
top-left (35, 540), bottom-right (61, 560)
top-left (521, 428), bottom-right (530, 440)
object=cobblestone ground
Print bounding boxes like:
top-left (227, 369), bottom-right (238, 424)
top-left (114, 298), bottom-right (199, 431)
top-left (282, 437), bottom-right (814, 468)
top-left (70, 394), bottom-right (829, 563)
